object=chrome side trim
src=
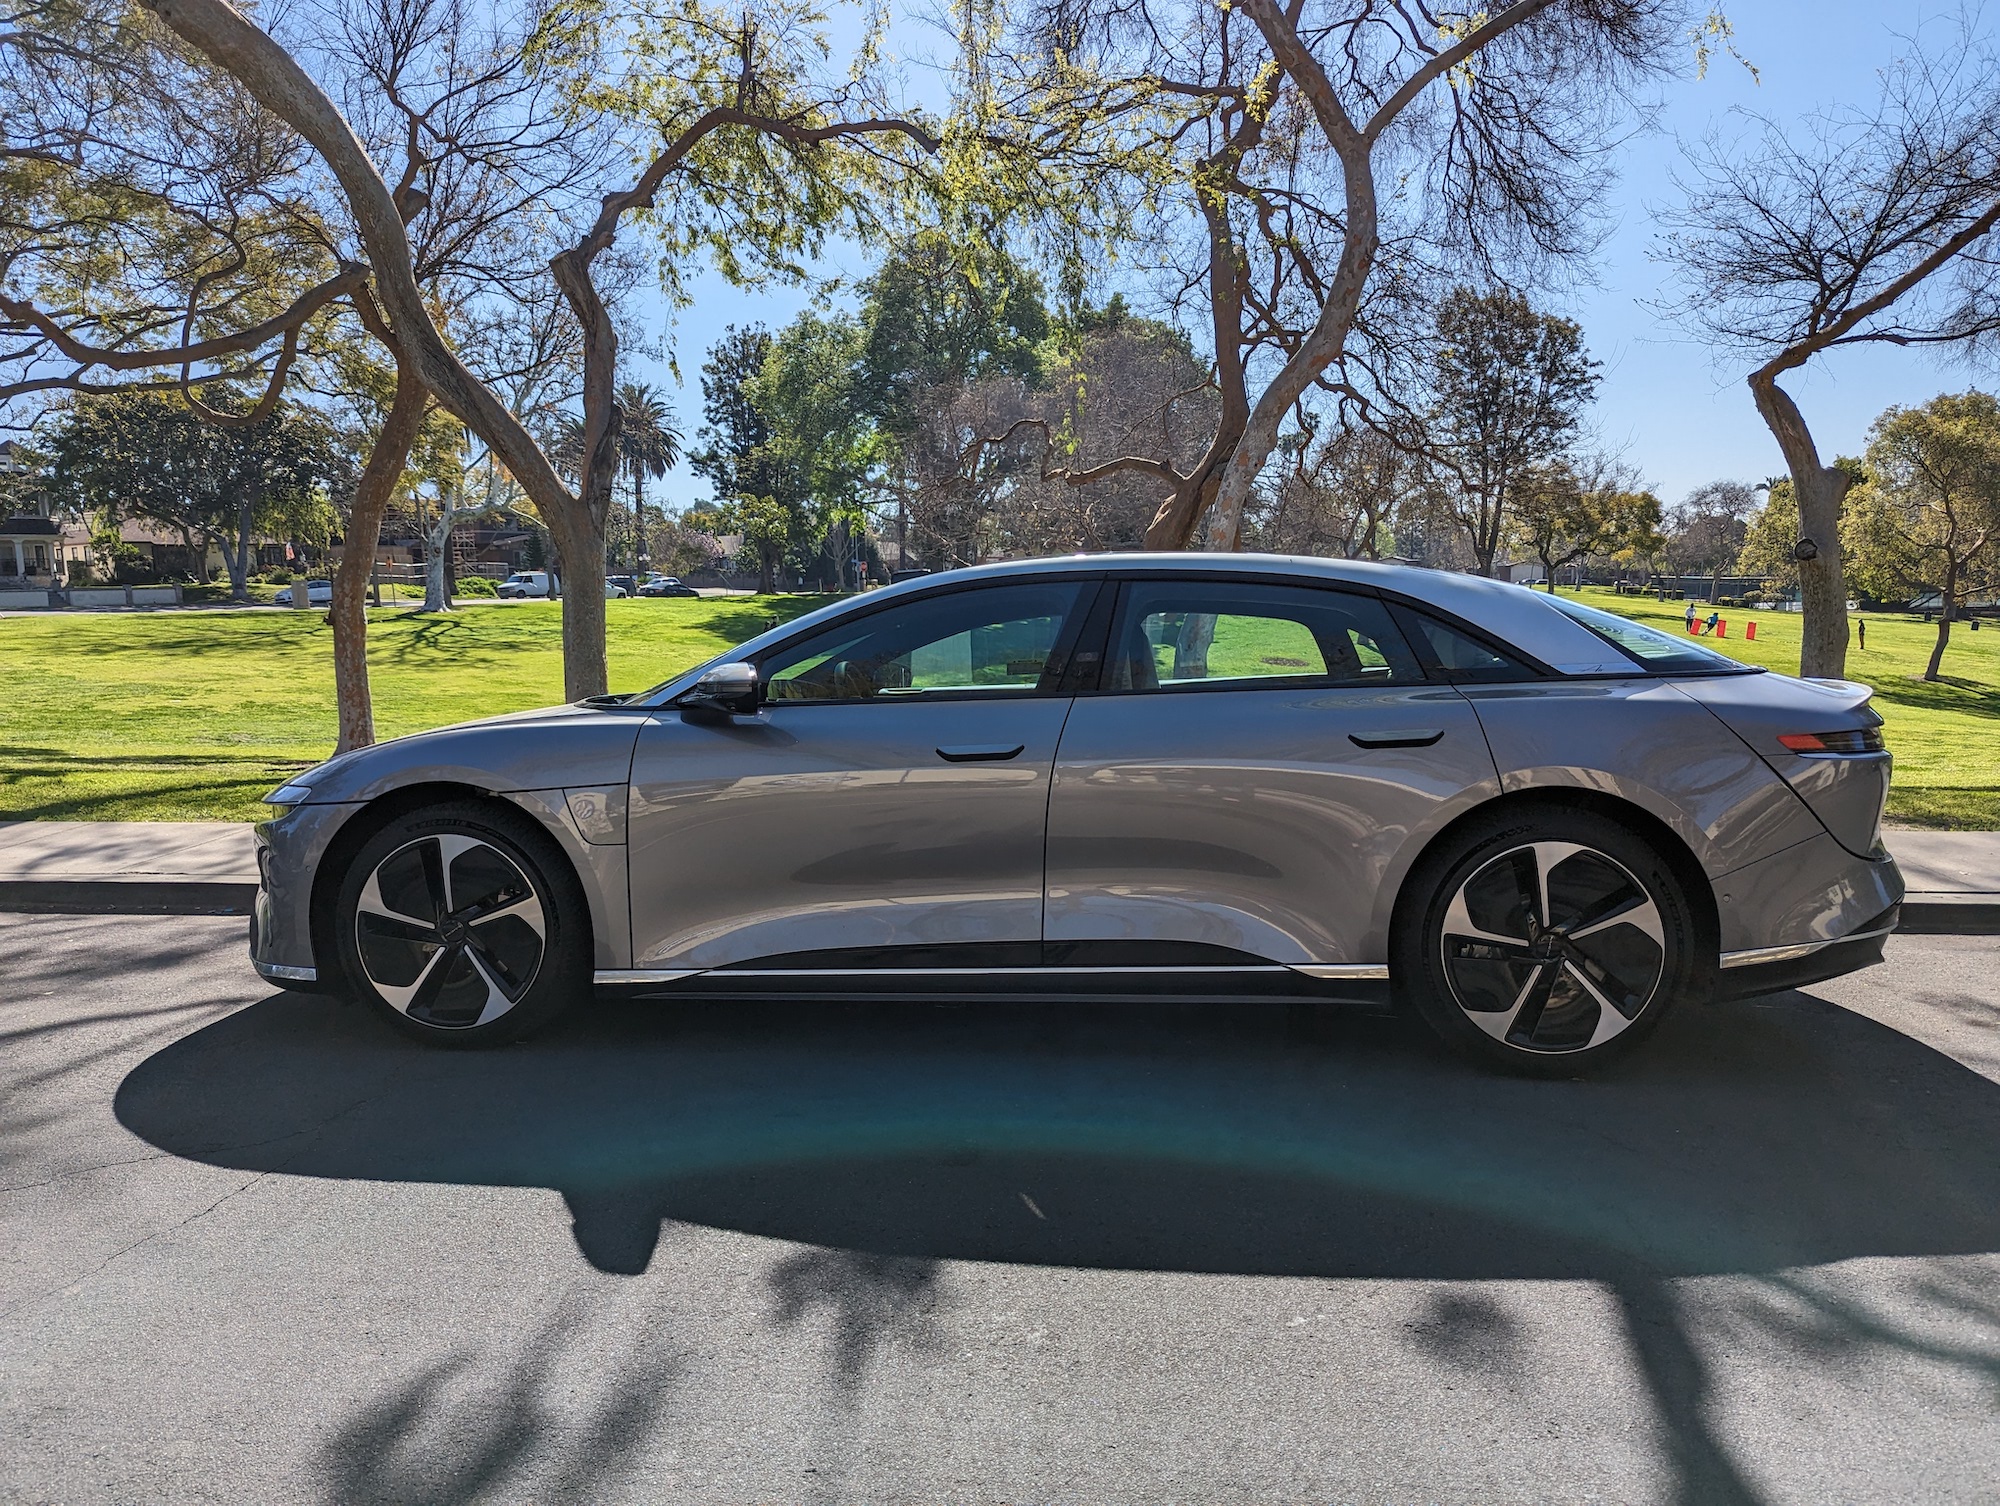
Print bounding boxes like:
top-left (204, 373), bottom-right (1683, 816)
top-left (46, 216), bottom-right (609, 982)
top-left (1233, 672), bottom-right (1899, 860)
top-left (1718, 924), bottom-right (1898, 970)
top-left (255, 959), bottom-right (317, 983)
top-left (1288, 963), bottom-right (1392, 980)
top-left (594, 968), bottom-right (702, 985)
top-left (707, 965), bottom-right (1296, 979)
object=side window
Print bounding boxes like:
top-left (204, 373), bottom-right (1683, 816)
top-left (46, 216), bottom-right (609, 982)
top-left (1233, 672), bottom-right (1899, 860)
top-left (762, 581), bottom-right (1089, 703)
top-left (1106, 580), bottom-right (1423, 692)
top-left (1394, 606), bottom-right (1537, 683)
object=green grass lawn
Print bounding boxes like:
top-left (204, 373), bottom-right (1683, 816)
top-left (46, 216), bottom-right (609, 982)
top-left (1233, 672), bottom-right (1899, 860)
top-left (0, 597), bottom-right (833, 821)
top-left (1568, 587), bottom-right (2000, 830)
top-left (2, 584), bottom-right (1994, 826)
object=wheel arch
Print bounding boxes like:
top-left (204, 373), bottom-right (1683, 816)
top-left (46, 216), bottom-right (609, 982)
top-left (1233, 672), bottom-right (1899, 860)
top-left (1384, 788), bottom-right (1720, 972)
top-left (308, 781), bottom-right (595, 990)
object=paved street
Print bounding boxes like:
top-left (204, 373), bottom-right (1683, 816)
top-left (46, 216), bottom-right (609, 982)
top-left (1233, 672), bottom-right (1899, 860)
top-left (2, 916), bottom-right (1997, 1505)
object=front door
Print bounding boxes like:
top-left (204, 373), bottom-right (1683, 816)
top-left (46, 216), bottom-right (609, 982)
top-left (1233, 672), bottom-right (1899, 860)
top-left (627, 578), bottom-right (1096, 970)
top-left (1043, 576), bottom-right (1499, 967)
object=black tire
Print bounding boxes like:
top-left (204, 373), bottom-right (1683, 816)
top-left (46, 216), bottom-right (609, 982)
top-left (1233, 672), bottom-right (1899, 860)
top-left (334, 800), bottom-right (590, 1047)
top-left (1393, 807), bottom-right (1700, 1076)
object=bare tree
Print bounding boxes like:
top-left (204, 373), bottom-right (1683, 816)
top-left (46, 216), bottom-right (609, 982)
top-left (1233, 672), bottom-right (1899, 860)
top-left (976, 0), bottom-right (1680, 553)
top-left (1658, 17), bottom-right (2000, 676)
top-left (1245, 417), bottom-right (1416, 560)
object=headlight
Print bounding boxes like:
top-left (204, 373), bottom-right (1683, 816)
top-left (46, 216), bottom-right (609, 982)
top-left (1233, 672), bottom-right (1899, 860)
top-left (264, 783), bottom-right (315, 807)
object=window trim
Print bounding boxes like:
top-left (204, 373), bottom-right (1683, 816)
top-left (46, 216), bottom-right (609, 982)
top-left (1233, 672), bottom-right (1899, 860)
top-left (1085, 576), bottom-right (1433, 698)
top-left (752, 577), bottom-right (1106, 709)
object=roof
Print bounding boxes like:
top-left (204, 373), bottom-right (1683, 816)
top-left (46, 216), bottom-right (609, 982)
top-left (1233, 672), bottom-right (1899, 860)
top-left (0, 516), bottom-right (60, 536)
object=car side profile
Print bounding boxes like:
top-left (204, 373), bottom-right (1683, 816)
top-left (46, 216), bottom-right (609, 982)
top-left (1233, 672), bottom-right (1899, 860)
top-left (251, 555), bottom-right (1903, 1073)
top-left (637, 575), bottom-right (699, 598)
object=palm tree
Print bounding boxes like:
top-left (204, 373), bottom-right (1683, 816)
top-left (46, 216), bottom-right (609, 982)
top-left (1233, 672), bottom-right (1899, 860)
top-left (616, 383), bottom-right (682, 572)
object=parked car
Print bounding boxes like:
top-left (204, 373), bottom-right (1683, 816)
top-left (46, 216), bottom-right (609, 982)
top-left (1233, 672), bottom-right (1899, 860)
top-left (496, 570), bottom-right (553, 599)
top-left (272, 579), bottom-right (332, 606)
top-left (637, 575), bottom-right (699, 598)
top-left (251, 554), bottom-right (1903, 1071)
top-left (604, 578), bottom-right (630, 599)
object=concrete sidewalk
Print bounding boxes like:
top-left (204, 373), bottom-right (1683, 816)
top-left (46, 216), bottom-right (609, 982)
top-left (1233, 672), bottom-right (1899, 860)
top-left (1, 818), bottom-right (1996, 933)
top-left (0, 821), bottom-right (258, 915)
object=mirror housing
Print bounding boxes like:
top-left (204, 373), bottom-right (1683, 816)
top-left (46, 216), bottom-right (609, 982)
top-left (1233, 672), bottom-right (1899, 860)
top-left (679, 661), bottom-right (760, 723)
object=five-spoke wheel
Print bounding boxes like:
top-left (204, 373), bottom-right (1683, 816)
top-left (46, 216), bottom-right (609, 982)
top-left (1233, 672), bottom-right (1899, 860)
top-left (1398, 809), bottom-right (1698, 1073)
top-left (335, 802), bottom-right (586, 1044)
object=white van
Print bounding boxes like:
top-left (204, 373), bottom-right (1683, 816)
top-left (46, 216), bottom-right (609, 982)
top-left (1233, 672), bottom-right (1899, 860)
top-left (496, 570), bottom-right (555, 599)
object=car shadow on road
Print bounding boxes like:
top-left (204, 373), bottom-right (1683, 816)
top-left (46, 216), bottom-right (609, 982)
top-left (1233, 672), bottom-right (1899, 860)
top-left (116, 984), bottom-right (2000, 1505)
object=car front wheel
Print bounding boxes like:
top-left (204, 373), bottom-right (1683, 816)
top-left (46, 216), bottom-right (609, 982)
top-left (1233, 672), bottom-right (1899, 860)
top-left (1396, 809), bottom-right (1701, 1075)
top-left (334, 800), bottom-right (589, 1046)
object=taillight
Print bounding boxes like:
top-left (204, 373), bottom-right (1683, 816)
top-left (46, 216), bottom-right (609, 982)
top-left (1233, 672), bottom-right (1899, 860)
top-left (1778, 728), bottom-right (1886, 754)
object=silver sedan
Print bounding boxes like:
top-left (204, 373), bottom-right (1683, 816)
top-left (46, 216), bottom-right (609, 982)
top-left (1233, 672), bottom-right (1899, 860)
top-left (250, 555), bottom-right (1903, 1073)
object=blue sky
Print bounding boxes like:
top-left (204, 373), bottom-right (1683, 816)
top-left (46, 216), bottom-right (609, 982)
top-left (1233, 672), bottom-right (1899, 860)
top-left (625, 2), bottom-right (1992, 512)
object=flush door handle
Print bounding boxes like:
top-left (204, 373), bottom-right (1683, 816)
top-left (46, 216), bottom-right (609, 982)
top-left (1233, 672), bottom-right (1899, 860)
top-left (936, 744), bottom-right (1027, 762)
top-left (1349, 729), bottom-right (1445, 749)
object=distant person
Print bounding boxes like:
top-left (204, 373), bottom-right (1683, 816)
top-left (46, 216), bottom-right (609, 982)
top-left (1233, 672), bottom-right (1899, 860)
top-left (1704, 611), bottom-right (1720, 636)
top-left (1857, 618), bottom-right (1866, 650)
top-left (1685, 601), bottom-right (1697, 633)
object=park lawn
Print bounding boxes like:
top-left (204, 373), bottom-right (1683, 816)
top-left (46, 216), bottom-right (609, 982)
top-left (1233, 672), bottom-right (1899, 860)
top-left (0, 596), bottom-right (833, 822)
top-left (1572, 587), bottom-right (2000, 830)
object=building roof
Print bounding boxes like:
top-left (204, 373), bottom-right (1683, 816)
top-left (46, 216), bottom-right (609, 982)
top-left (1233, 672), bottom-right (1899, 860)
top-left (0, 516), bottom-right (60, 536)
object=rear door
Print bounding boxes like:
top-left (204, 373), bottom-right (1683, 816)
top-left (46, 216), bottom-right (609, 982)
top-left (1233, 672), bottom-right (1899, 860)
top-left (626, 577), bottom-right (1097, 970)
top-left (1043, 575), bottom-right (1499, 967)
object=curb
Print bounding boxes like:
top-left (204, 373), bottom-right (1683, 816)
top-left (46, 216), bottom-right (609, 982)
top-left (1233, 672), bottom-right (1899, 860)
top-left (1897, 899), bottom-right (2000, 936)
top-left (0, 879), bottom-right (258, 917)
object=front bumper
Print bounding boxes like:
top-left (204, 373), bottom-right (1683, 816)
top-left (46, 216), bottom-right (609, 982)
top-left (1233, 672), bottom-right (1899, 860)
top-left (249, 801), bottom-right (365, 982)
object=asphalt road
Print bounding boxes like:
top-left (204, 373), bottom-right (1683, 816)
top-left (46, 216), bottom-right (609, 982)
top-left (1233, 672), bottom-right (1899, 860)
top-left (3, 916), bottom-right (1997, 1506)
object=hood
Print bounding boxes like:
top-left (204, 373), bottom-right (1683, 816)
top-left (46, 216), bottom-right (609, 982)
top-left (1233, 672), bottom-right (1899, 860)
top-left (290, 699), bottom-right (652, 805)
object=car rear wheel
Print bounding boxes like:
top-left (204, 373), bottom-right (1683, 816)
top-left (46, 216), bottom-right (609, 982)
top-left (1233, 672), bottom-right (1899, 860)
top-left (1395, 809), bottom-right (1700, 1075)
top-left (334, 800), bottom-right (588, 1046)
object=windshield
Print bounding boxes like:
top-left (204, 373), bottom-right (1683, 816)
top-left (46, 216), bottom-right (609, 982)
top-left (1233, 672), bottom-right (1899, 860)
top-left (1545, 596), bottom-right (1758, 675)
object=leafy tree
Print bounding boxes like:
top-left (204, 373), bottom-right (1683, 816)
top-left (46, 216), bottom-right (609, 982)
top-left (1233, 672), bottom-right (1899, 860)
top-left (855, 236), bottom-right (1049, 441)
top-left (1511, 465), bottom-right (1662, 591)
top-left (689, 326), bottom-right (782, 513)
top-left (1421, 287), bottom-right (1599, 577)
top-left (1737, 478), bottom-right (1802, 595)
top-left (1842, 393), bottom-right (2000, 681)
top-left (721, 494), bottom-right (792, 595)
top-left (47, 390), bottom-right (345, 599)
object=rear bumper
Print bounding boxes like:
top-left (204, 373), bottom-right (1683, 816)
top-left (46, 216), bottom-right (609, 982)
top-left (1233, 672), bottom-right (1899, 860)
top-left (1715, 914), bottom-right (1895, 1000)
top-left (1711, 832), bottom-right (1904, 956)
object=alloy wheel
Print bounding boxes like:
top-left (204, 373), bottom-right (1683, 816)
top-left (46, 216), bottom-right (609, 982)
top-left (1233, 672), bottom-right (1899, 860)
top-left (352, 833), bottom-right (547, 1029)
top-left (1438, 840), bottom-right (1666, 1054)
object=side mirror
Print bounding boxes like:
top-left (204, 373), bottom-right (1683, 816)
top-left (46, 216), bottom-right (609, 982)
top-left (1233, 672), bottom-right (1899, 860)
top-left (679, 661), bottom-right (760, 723)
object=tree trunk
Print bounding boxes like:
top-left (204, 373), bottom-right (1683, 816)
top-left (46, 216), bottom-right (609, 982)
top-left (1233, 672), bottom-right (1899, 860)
top-left (330, 364), bottom-right (426, 754)
top-left (1203, 1), bottom-right (1381, 552)
top-left (544, 505), bottom-right (608, 700)
top-left (757, 543), bottom-right (775, 595)
top-left (1750, 369), bottom-right (1852, 679)
top-left (1925, 558), bottom-right (1957, 682)
top-left (421, 513), bottom-right (452, 612)
top-left (226, 498), bottom-right (253, 601)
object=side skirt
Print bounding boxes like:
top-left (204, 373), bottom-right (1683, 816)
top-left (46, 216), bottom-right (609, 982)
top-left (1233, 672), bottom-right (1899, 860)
top-left (592, 964), bottom-right (1393, 1008)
